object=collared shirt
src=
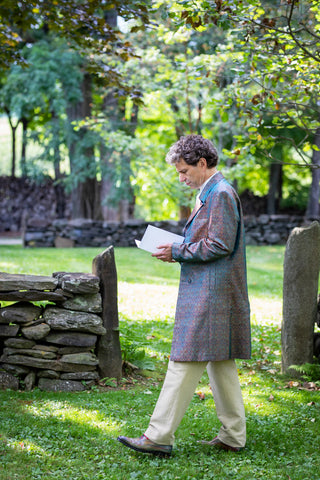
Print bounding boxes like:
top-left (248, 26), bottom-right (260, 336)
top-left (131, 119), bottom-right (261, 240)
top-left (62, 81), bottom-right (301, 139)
top-left (195, 171), bottom-right (219, 206)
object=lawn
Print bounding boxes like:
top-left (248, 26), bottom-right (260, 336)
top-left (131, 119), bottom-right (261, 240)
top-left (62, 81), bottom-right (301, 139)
top-left (0, 245), bottom-right (320, 480)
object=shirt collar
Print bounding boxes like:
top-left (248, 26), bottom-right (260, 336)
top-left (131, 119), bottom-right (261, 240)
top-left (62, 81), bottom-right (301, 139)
top-left (198, 171), bottom-right (219, 196)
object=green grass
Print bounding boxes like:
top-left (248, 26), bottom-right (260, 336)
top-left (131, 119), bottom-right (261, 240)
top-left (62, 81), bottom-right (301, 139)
top-left (246, 245), bottom-right (284, 299)
top-left (1, 245), bottom-right (320, 480)
top-left (0, 244), bottom-right (284, 286)
top-left (0, 245), bottom-right (181, 284)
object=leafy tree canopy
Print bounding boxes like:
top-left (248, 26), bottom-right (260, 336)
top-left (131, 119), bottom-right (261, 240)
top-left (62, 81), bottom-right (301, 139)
top-left (169, 0), bottom-right (320, 163)
top-left (0, 0), bottom-right (151, 97)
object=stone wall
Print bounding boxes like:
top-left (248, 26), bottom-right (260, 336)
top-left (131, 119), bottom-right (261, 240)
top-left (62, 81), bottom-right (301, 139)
top-left (23, 215), bottom-right (310, 248)
top-left (0, 272), bottom-right (105, 391)
top-left (0, 247), bottom-right (122, 391)
top-left (244, 214), bottom-right (309, 246)
top-left (0, 176), bottom-right (65, 233)
top-left (0, 175), bottom-right (308, 246)
top-left (24, 218), bottom-right (186, 248)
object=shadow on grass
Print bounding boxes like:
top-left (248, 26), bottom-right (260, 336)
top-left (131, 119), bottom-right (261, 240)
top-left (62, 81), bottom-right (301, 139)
top-left (1, 371), bottom-right (319, 480)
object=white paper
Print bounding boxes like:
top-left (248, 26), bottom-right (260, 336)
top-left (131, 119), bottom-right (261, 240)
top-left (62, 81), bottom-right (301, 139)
top-left (135, 225), bottom-right (184, 254)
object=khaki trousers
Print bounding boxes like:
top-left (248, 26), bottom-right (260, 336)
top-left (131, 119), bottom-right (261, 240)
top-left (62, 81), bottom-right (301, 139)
top-left (144, 359), bottom-right (246, 448)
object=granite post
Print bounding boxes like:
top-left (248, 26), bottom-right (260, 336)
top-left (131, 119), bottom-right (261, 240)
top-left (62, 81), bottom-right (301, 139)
top-left (282, 221), bottom-right (320, 375)
top-left (92, 246), bottom-right (122, 380)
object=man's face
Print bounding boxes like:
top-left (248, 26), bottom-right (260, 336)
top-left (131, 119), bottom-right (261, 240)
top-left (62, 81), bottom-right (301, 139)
top-left (175, 158), bottom-right (207, 189)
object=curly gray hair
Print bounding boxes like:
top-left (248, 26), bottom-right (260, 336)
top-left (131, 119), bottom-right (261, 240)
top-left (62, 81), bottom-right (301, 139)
top-left (165, 134), bottom-right (219, 168)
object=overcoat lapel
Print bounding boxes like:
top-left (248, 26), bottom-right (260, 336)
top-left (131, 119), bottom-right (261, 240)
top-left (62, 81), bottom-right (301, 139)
top-left (184, 202), bottom-right (203, 232)
top-left (183, 172), bottom-right (224, 233)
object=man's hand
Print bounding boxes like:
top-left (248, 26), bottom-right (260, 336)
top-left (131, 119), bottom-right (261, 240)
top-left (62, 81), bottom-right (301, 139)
top-left (152, 243), bottom-right (175, 263)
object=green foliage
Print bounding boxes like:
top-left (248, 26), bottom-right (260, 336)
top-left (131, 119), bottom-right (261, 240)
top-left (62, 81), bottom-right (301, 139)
top-left (289, 363), bottom-right (320, 382)
top-left (1, 0), bottom-right (320, 218)
top-left (174, 0), bottom-right (320, 163)
top-left (280, 166), bottom-right (310, 212)
top-left (100, 377), bottom-right (118, 388)
top-left (0, 0), bottom-right (152, 81)
top-left (120, 323), bottom-right (156, 371)
top-left (155, 0), bottom-right (320, 217)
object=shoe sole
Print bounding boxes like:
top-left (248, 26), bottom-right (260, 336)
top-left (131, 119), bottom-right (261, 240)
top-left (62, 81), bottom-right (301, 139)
top-left (117, 437), bottom-right (172, 457)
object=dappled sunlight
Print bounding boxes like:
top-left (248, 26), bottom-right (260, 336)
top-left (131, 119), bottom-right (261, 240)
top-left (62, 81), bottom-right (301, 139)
top-left (5, 438), bottom-right (49, 456)
top-left (0, 261), bottom-right (24, 271)
top-left (0, 393), bottom-right (128, 478)
top-left (119, 282), bottom-right (283, 326)
top-left (26, 399), bottom-right (120, 433)
top-left (249, 297), bottom-right (282, 326)
top-left (118, 281), bottom-right (178, 320)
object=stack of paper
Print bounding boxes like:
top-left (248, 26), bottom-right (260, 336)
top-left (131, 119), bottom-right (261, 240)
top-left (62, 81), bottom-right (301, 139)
top-left (135, 225), bottom-right (184, 254)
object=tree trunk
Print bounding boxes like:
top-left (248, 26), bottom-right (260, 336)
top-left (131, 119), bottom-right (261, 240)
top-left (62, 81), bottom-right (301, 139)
top-left (100, 148), bottom-right (136, 222)
top-left (267, 162), bottom-right (283, 215)
top-left (71, 178), bottom-right (101, 219)
top-left (100, 168), bottom-right (119, 221)
top-left (54, 183), bottom-right (66, 219)
top-left (20, 117), bottom-right (28, 177)
top-left (99, 14), bottom-right (137, 222)
top-left (6, 112), bottom-right (19, 178)
top-left (53, 145), bottom-right (66, 218)
top-left (179, 205), bottom-right (191, 220)
top-left (306, 126), bottom-right (320, 219)
top-left (100, 7), bottom-right (122, 221)
top-left (67, 73), bottom-right (101, 219)
top-left (50, 111), bottom-right (66, 218)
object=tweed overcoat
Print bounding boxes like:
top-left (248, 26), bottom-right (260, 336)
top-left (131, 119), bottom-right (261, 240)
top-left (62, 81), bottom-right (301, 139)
top-left (170, 172), bottom-right (251, 362)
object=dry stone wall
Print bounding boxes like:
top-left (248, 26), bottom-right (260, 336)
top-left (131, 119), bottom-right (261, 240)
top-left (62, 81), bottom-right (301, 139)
top-left (23, 215), bottom-right (309, 248)
top-left (0, 272), bottom-right (107, 392)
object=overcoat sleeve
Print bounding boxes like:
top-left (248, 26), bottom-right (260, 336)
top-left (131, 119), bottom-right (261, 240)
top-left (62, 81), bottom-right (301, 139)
top-left (172, 188), bottom-right (240, 263)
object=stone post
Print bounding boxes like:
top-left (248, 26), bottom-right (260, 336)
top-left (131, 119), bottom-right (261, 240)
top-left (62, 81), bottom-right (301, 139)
top-left (92, 246), bottom-right (122, 380)
top-left (282, 221), bottom-right (320, 375)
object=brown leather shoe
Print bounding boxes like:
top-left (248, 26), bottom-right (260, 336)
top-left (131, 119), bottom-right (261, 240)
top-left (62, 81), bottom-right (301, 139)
top-left (199, 436), bottom-right (243, 452)
top-left (117, 435), bottom-right (172, 456)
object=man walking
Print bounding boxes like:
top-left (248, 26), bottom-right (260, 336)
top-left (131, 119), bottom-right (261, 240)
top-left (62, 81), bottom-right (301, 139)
top-left (118, 134), bottom-right (251, 456)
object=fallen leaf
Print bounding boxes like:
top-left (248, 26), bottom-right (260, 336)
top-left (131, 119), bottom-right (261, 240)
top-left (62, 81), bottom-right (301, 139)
top-left (286, 381), bottom-right (299, 388)
top-left (303, 382), bottom-right (316, 390)
top-left (196, 391), bottom-right (205, 401)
